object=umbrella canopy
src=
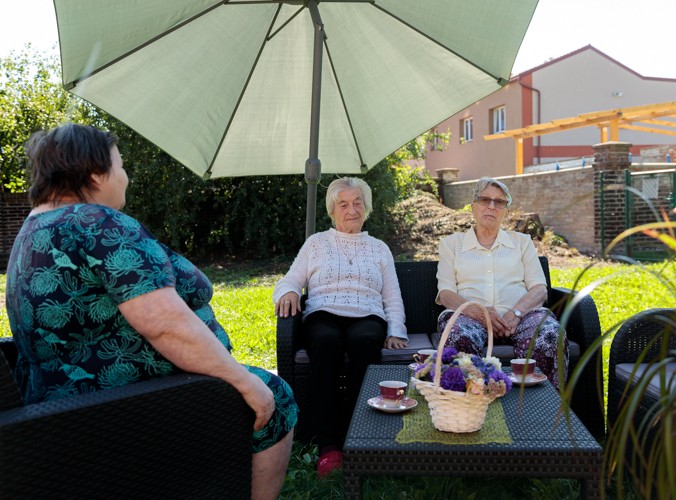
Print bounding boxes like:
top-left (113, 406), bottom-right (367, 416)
top-left (54, 0), bottom-right (538, 235)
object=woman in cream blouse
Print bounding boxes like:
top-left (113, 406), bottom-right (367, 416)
top-left (436, 177), bottom-right (568, 388)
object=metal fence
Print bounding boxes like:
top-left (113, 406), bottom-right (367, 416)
top-left (625, 168), bottom-right (676, 260)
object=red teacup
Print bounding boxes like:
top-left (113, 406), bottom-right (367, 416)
top-left (413, 349), bottom-right (436, 364)
top-left (378, 380), bottom-right (407, 408)
top-left (511, 358), bottom-right (536, 380)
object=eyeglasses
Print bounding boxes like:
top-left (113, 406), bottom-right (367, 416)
top-left (475, 196), bottom-right (508, 209)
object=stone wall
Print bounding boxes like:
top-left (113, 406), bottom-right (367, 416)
top-left (441, 167), bottom-right (596, 253)
top-left (440, 142), bottom-right (670, 257)
top-left (0, 192), bottom-right (31, 271)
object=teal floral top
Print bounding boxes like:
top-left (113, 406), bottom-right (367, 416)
top-left (6, 204), bottom-right (232, 404)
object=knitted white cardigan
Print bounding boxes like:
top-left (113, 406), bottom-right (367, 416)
top-left (273, 228), bottom-right (407, 339)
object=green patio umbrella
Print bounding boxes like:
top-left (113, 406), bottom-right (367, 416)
top-left (54, 0), bottom-right (538, 237)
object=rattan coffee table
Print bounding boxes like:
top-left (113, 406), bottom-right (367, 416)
top-left (343, 365), bottom-right (602, 499)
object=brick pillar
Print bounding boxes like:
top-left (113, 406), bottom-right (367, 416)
top-left (593, 141), bottom-right (631, 256)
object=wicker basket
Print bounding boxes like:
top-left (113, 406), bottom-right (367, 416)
top-left (415, 301), bottom-right (497, 433)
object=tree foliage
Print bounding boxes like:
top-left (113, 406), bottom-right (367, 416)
top-left (0, 47), bottom-right (95, 192)
top-left (1, 48), bottom-right (448, 260)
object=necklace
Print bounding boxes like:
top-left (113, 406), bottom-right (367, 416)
top-left (335, 232), bottom-right (358, 265)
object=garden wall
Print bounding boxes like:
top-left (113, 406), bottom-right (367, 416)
top-left (441, 167), bottom-right (596, 253)
top-left (440, 142), bottom-right (670, 257)
top-left (0, 192), bottom-right (31, 271)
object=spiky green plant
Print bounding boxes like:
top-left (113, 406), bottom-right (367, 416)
top-left (558, 213), bottom-right (676, 499)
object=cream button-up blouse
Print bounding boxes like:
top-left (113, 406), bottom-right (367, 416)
top-left (436, 228), bottom-right (546, 316)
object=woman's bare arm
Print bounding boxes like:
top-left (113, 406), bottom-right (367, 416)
top-left (118, 287), bottom-right (274, 431)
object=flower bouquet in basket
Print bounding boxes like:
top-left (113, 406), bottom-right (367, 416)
top-left (413, 301), bottom-right (512, 433)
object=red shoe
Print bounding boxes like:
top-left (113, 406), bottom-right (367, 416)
top-left (317, 450), bottom-right (343, 478)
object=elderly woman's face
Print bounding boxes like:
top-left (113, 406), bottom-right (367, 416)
top-left (333, 188), bottom-right (365, 234)
top-left (472, 185), bottom-right (509, 231)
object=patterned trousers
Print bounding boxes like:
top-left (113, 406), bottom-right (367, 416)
top-left (437, 307), bottom-right (569, 388)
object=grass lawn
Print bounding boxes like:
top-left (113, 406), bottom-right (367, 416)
top-left (1, 259), bottom-right (674, 498)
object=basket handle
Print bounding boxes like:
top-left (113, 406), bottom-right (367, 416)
top-left (433, 301), bottom-right (494, 388)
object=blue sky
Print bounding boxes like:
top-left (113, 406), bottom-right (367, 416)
top-left (2, 0), bottom-right (676, 79)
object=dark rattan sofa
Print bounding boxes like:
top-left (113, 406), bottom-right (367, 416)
top-left (607, 308), bottom-right (676, 434)
top-left (277, 257), bottom-right (605, 442)
top-left (0, 338), bottom-right (254, 499)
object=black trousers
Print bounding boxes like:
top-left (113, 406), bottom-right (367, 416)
top-left (303, 311), bottom-right (387, 450)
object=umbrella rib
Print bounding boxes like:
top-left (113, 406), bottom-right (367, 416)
top-left (267, 6), bottom-right (305, 41)
top-left (65, 2), bottom-right (231, 90)
top-left (323, 42), bottom-right (366, 170)
top-left (370, 3), bottom-right (507, 85)
top-left (204, 3), bottom-right (284, 178)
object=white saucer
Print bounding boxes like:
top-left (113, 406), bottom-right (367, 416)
top-left (367, 395), bottom-right (418, 413)
top-left (508, 372), bottom-right (548, 386)
top-left (408, 362), bottom-right (420, 371)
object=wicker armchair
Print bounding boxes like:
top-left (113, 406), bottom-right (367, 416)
top-left (607, 308), bottom-right (676, 432)
top-left (0, 338), bottom-right (254, 500)
top-left (277, 257), bottom-right (604, 441)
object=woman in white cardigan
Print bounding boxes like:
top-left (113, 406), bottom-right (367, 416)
top-left (274, 177), bottom-right (408, 477)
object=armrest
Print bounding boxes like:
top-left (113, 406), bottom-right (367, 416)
top-left (0, 374), bottom-right (254, 499)
top-left (549, 286), bottom-right (605, 438)
top-left (549, 286), bottom-right (602, 352)
top-left (276, 312), bottom-right (303, 384)
top-left (609, 308), bottom-right (676, 366)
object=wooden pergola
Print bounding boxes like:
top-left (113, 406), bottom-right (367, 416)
top-left (484, 101), bottom-right (676, 174)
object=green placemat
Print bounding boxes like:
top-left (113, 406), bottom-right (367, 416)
top-left (396, 388), bottom-right (512, 445)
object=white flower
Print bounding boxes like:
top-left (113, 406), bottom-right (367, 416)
top-left (484, 356), bottom-right (502, 370)
top-left (456, 356), bottom-right (473, 366)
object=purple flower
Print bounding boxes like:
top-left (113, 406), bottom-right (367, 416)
top-left (471, 355), bottom-right (486, 370)
top-left (441, 346), bottom-right (458, 363)
top-left (489, 370), bottom-right (513, 392)
top-left (440, 366), bottom-right (467, 392)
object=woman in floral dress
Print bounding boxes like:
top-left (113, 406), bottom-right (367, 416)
top-left (5, 123), bottom-right (297, 500)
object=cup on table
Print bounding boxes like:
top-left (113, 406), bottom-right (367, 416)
top-left (511, 358), bottom-right (536, 381)
top-left (412, 349), bottom-right (436, 364)
top-left (378, 380), bottom-right (408, 408)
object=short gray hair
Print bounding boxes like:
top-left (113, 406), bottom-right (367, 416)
top-left (472, 177), bottom-right (512, 208)
top-left (326, 177), bottom-right (373, 223)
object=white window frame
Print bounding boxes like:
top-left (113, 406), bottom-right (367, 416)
top-left (492, 106), bottom-right (506, 133)
top-left (462, 117), bottom-right (473, 143)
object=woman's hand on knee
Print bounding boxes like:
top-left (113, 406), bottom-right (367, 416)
top-left (238, 372), bottom-right (275, 431)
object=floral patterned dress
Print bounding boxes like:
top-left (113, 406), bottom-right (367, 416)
top-left (6, 204), bottom-right (296, 452)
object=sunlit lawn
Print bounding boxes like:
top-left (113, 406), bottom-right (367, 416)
top-left (1, 259), bottom-right (674, 498)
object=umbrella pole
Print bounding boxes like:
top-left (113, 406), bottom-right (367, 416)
top-left (305, 0), bottom-right (325, 240)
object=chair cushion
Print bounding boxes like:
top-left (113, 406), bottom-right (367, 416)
top-left (430, 332), bottom-right (580, 361)
top-left (615, 362), bottom-right (676, 401)
top-left (293, 333), bottom-right (434, 365)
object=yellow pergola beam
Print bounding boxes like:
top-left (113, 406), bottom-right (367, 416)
top-left (484, 101), bottom-right (676, 141)
top-left (481, 101), bottom-right (676, 175)
top-left (516, 138), bottom-right (523, 175)
top-left (610, 116), bottom-right (619, 141)
top-left (619, 124), bottom-right (676, 137)
top-left (640, 118), bottom-right (676, 128)
top-left (485, 114), bottom-right (617, 140)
